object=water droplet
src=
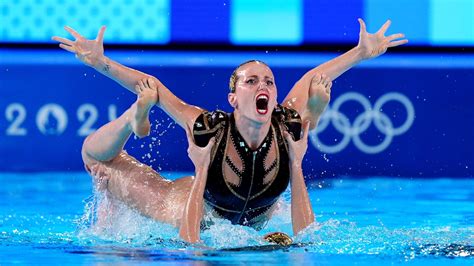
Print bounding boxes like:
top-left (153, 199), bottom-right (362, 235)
top-left (323, 154), bottom-right (330, 162)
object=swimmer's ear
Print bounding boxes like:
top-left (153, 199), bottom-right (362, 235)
top-left (228, 93), bottom-right (237, 108)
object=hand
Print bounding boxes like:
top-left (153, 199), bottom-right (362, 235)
top-left (52, 26), bottom-right (106, 67)
top-left (356, 19), bottom-right (408, 60)
top-left (284, 121), bottom-right (310, 164)
top-left (185, 124), bottom-right (215, 170)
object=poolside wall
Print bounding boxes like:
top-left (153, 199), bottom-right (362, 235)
top-left (1, 49), bottom-right (473, 178)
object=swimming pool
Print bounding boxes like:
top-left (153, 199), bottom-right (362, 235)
top-left (0, 172), bottom-right (472, 265)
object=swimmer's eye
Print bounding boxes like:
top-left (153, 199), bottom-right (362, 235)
top-left (246, 79), bottom-right (256, 84)
top-left (266, 80), bottom-right (274, 86)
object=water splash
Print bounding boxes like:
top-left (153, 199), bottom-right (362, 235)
top-left (3, 173), bottom-right (472, 261)
top-left (138, 117), bottom-right (175, 167)
top-left (72, 189), bottom-right (474, 259)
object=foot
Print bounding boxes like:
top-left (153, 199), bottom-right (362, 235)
top-left (130, 79), bottom-right (158, 138)
top-left (306, 73), bottom-right (332, 129)
top-left (308, 73), bottom-right (332, 113)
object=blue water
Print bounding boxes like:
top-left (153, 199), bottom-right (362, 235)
top-left (0, 172), bottom-right (472, 265)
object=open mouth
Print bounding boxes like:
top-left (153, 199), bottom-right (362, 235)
top-left (256, 93), bottom-right (269, 115)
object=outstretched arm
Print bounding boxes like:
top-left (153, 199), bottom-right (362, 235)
top-left (179, 125), bottom-right (215, 243)
top-left (284, 121), bottom-right (315, 235)
top-left (52, 26), bottom-right (202, 129)
top-left (283, 19), bottom-right (408, 128)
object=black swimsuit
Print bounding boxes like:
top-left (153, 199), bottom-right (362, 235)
top-left (193, 105), bottom-right (301, 229)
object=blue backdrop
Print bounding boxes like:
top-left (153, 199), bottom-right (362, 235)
top-left (0, 49), bottom-right (473, 177)
top-left (2, 0), bottom-right (474, 46)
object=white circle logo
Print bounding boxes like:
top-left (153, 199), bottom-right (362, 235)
top-left (309, 92), bottom-right (415, 154)
top-left (36, 104), bottom-right (68, 135)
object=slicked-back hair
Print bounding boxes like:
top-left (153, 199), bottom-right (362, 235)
top-left (229, 60), bottom-right (270, 93)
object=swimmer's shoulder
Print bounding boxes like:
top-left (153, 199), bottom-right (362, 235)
top-left (193, 110), bottom-right (229, 147)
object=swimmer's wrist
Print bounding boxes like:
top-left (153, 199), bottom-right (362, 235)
top-left (290, 161), bottom-right (303, 171)
top-left (290, 163), bottom-right (304, 178)
top-left (93, 56), bottom-right (110, 71)
top-left (195, 166), bottom-right (209, 174)
top-left (353, 46), bottom-right (367, 61)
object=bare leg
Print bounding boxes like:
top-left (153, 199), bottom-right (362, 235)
top-left (82, 81), bottom-right (157, 163)
top-left (131, 79), bottom-right (157, 138)
top-left (303, 73), bottom-right (332, 128)
top-left (86, 152), bottom-right (193, 226)
top-left (82, 81), bottom-right (192, 227)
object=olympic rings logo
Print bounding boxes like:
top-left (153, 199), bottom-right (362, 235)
top-left (309, 92), bottom-right (415, 154)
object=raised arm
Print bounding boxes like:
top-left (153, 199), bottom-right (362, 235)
top-left (284, 121), bottom-right (315, 235)
top-left (52, 26), bottom-right (202, 129)
top-left (179, 126), bottom-right (215, 243)
top-left (282, 19), bottom-right (408, 128)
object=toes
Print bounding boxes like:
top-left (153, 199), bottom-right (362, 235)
top-left (321, 73), bottom-right (327, 82)
top-left (316, 73), bottom-right (323, 83)
top-left (312, 73), bottom-right (322, 84)
top-left (325, 82), bottom-right (332, 94)
top-left (139, 79), bottom-right (145, 88)
top-left (324, 79), bottom-right (330, 88)
top-left (326, 80), bottom-right (332, 90)
top-left (147, 78), bottom-right (156, 88)
top-left (143, 79), bottom-right (150, 89)
top-left (321, 74), bottom-right (331, 88)
top-left (135, 85), bottom-right (142, 93)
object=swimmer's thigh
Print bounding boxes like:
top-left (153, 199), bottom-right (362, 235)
top-left (84, 151), bottom-right (188, 225)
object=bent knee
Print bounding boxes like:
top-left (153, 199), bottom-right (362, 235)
top-left (81, 136), bottom-right (98, 167)
top-left (82, 150), bottom-right (110, 192)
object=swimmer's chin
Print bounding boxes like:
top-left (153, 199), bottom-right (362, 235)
top-left (252, 109), bottom-right (273, 124)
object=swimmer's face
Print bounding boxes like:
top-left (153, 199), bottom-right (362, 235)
top-left (228, 62), bottom-right (277, 124)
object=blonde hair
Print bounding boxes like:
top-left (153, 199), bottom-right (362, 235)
top-left (229, 60), bottom-right (269, 93)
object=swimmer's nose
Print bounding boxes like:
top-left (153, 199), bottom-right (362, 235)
top-left (258, 81), bottom-right (270, 90)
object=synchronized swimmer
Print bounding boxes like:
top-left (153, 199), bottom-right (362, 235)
top-left (53, 19), bottom-right (407, 243)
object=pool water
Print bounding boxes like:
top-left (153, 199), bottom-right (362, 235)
top-left (0, 172), bottom-right (472, 265)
